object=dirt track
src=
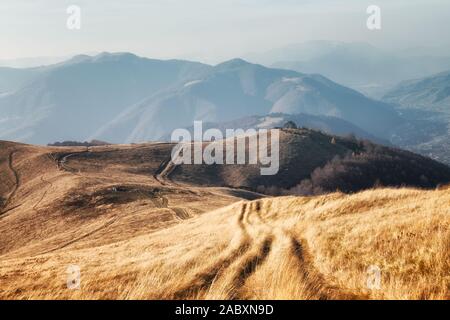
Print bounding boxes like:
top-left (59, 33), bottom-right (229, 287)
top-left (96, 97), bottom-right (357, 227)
top-left (0, 151), bottom-right (20, 216)
top-left (57, 148), bottom-right (90, 173)
top-left (40, 215), bottom-right (121, 255)
top-left (171, 200), bottom-right (364, 300)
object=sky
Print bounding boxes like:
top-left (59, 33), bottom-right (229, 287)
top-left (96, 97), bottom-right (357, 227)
top-left (1, 0), bottom-right (450, 63)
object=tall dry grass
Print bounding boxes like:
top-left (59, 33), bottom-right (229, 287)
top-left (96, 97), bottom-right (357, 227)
top-left (0, 187), bottom-right (449, 300)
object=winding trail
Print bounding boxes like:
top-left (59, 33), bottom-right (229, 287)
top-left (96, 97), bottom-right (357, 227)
top-left (30, 153), bottom-right (61, 212)
top-left (39, 214), bottom-right (122, 255)
top-left (57, 147), bottom-right (90, 174)
top-left (154, 146), bottom-right (182, 186)
top-left (0, 151), bottom-right (20, 216)
top-left (288, 237), bottom-right (351, 299)
top-left (32, 176), bottom-right (53, 212)
top-left (153, 157), bottom-right (171, 185)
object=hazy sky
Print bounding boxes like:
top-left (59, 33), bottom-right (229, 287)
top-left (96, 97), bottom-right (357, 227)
top-left (1, 0), bottom-right (450, 63)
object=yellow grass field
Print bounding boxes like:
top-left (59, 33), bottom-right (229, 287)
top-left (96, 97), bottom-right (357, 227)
top-left (0, 141), bottom-right (449, 300)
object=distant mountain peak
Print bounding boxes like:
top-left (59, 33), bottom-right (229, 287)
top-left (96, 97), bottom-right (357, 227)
top-left (215, 58), bottom-right (253, 69)
top-left (63, 54), bottom-right (91, 65)
top-left (59, 52), bottom-right (140, 67)
top-left (92, 52), bottom-right (139, 62)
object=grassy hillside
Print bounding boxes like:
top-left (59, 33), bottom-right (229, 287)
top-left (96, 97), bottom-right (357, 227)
top-left (171, 128), bottom-right (450, 193)
top-left (0, 185), bottom-right (448, 299)
top-left (0, 140), bottom-right (449, 300)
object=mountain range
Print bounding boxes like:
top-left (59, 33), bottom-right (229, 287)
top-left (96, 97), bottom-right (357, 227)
top-left (383, 70), bottom-right (450, 112)
top-left (247, 41), bottom-right (450, 97)
top-left (381, 70), bottom-right (450, 164)
top-left (0, 52), bottom-right (403, 145)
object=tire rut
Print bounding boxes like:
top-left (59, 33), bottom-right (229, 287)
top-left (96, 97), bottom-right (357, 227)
top-left (234, 199), bottom-right (364, 300)
top-left (172, 204), bottom-right (252, 299)
top-left (289, 236), bottom-right (364, 300)
top-left (189, 202), bottom-right (273, 299)
top-left (219, 201), bottom-right (273, 299)
top-left (226, 235), bottom-right (273, 300)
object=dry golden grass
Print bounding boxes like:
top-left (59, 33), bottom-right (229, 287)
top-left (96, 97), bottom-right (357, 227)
top-left (0, 141), bottom-right (449, 300)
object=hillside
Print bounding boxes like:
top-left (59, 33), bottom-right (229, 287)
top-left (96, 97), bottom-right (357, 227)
top-left (93, 58), bottom-right (403, 143)
top-left (0, 53), bottom-right (211, 144)
top-left (0, 138), bottom-right (448, 299)
top-left (382, 71), bottom-right (450, 165)
top-left (2, 129), bottom-right (448, 205)
top-left (166, 113), bottom-right (389, 145)
top-left (0, 67), bottom-right (41, 94)
top-left (168, 129), bottom-right (450, 193)
top-left (383, 70), bottom-right (450, 112)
